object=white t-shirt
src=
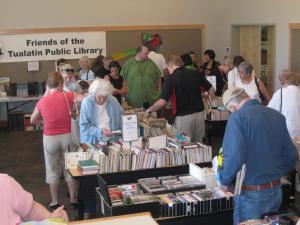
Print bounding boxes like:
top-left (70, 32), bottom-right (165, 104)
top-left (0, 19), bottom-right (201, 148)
top-left (268, 85), bottom-right (300, 137)
top-left (228, 67), bottom-right (256, 89)
top-left (97, 103), bottom-right (110, 130)
top-left (227, 67), bottom-right (240, 89)
top-left (147, 51), bottom-right (167, 77)
top-left (80, 69), bottom-right (95, 81)
top-left (235, 77), bottom-right (260, 101)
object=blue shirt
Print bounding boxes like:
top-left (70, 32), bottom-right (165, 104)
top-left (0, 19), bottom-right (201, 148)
top-left (79, 95), bottom-right (123, 144)
top-left (219, 99), bottom-right (298, 186)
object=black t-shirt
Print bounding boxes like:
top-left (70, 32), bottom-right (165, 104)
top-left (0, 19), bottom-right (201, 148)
top-left (94, 66), bottom-right (111, 79)
top-left (161, 67), bottom-right (212, 116)
top-left (109, 75), bottom-right (123, 104)
top-left (200, 61), bottom-right (225, 96)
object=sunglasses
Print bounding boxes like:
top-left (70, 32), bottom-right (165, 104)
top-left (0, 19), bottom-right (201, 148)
top-left (62, 68), bottom-right (74, 73)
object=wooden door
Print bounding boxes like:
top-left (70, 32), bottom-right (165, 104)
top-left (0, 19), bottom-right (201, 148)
top-left (239, 25), bottom-right (261, 77)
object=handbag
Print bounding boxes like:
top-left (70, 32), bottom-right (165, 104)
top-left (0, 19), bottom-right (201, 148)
top-left (63, 92), bottom-right (80, 145)
top-left (254, 77), bottom-right (269, 105)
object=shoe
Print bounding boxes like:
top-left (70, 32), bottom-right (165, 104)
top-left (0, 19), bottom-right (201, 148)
top-left (70, 202), bottom-right (78, 210)
top-left (47, 202), bottom-right (61, 210)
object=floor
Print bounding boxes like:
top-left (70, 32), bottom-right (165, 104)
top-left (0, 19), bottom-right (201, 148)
top-left (0, 129), bottom-right (299, 222)
top-left (0, 130), bottom-right (78, 221)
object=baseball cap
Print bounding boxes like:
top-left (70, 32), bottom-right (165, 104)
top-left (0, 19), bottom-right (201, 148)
top-left (222, 87), bottom-right (245, 107)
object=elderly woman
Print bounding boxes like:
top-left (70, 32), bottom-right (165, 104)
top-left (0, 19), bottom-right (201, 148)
top-left (79, 56), bottom-right (95, 82)
top-left (80, 78), bottom-right (122, 145)
top-left (268, 71), bottom-right (300, 137)
top-left (30, 72), bottom-right (77, 210)
top-left (236, 62), bottom-right (270, 104)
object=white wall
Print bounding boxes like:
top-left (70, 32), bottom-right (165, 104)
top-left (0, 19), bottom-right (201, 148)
top-left (1, 0), bottom-right (300, 89)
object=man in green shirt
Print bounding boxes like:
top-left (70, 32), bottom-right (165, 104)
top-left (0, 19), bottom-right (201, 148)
top-left (120, 45), bottom-right (161, 108)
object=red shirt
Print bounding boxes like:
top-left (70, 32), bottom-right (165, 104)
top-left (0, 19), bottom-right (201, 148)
top-left (36, 91), bottom-right (74, 136)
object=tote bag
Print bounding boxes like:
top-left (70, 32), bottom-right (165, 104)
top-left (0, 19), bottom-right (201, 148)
top-left (63, 92), bottom-right (80, 145)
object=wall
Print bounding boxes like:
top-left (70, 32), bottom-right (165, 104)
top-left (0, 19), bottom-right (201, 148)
top-left (209, 0), bottom-right (300, 89)
top-left (1, 0), bottom-right (300, 91)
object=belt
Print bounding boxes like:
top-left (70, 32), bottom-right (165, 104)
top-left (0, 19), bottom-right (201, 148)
top-left (241, 179), bottom-right (280, 191)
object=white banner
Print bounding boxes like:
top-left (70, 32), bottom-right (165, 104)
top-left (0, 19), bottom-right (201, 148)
top-left (0, 32), bottom-right (106, 63)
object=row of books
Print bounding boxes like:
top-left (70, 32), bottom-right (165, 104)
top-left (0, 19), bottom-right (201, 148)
top-left (107, 183), bottom-right (234, 218)
top-left (66, 138), bottom-right (212, 174)
top-left (138, 175), bottom-right (206, 194)
top-left (157, 188), bottom-right (234, 218)
top-left (9, 81), bottom-right (45, 97)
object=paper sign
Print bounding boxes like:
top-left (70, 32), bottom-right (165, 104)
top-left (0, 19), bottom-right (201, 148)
top-left (27, 61), bottom-right (39, 71)
top-left (122, 114), bottom-right (138, 141)
top-left (148, 135), bottom-right (167, 150)
top-left (206, 75), bottom-right (217, 91)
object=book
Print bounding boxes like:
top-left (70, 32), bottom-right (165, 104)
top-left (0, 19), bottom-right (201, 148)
top-left (78, 159), bottom-right (98, 170)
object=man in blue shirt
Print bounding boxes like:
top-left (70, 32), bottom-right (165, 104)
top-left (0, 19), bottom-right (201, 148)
top-left (219, 87), bottom-right (298, 225)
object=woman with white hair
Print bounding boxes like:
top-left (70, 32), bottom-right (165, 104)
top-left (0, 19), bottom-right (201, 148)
top-left (79, 78), bottom-right (122, 144)
top-left (79, 56), bottom-right (95, 82)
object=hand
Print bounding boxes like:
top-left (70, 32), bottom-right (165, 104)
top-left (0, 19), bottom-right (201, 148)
top-left (102, 128), bottom-right (113, 137)
top-left (220, 185), bottom-right (229, 192)
top-left (50, 206), bottom-right (69, 222)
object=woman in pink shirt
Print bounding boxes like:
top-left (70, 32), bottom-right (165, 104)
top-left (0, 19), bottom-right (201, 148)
top-left (31, 72), bottom-right (77, 210)
top-left (0, 173), bottom-right (68, 224)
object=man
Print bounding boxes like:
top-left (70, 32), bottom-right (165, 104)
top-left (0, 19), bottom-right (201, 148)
top-left (120, 45), bottom-right (161, 108)
top-left (147, 45), bottom-right (168, 79)
top-left (219, 87), bottom-right (298, 225)
top-left (94, 56), bottom-right (112, 79)
top-left (147, 55), bottom-right (215, 142)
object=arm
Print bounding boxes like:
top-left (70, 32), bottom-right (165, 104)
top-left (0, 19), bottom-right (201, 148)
top-left (119, 79), bottom-right (127, 95)
top-left (219, 114), bottom-right (246, 186)
top-left (30, 107), bottom-right (42, 125)
top-left (280, 118), bottom-right (299, 174)
top-left (267, 90), bottom-right (280, 111)
top-left (25, 202), bottom-right (68, 222)
top-left (208, 86), bottom-right (215, 98)
top-left (147, 99), bottom-right (167, 113)
top-left (79, 99), bottom-right (102, 143)
top-left (258, 79), bottom-right (271, 101)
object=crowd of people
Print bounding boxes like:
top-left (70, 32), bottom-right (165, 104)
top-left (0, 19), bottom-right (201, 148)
top-left (2, 43), bottom-right (300, 224)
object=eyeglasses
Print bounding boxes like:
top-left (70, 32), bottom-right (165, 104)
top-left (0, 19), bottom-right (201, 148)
top-left (62, 69), bottom-right (74, 73)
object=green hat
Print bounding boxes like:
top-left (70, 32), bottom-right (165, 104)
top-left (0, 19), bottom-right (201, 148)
top-left (222, 87), bottom-right (245, 107)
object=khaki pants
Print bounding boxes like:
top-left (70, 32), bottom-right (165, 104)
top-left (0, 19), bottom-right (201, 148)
top-left (175, 111), bottom-right (205, 143)
top-left (43, 133), bottom-right (73, 184)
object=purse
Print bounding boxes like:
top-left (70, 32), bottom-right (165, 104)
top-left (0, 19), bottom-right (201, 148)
top-left (63, 92), bottom-right (80, 145)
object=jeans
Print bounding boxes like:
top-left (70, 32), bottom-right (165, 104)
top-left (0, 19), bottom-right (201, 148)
top-left (234, 185), bottom-right (282, 225)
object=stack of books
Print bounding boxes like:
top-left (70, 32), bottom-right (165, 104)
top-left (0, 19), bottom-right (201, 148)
top-left (109, 183), bottom-right (158, 206)
top-left (77, 159), bottom-right (99, 175)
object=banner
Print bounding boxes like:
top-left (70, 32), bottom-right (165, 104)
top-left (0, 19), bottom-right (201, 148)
top-left (0, 32), bottom-right (106, 63)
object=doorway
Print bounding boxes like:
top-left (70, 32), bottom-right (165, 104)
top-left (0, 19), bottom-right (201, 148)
top-left (232, 25), bottom-right (276, 94)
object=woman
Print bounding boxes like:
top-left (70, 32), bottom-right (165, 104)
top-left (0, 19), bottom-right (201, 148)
top-left (227, 56), bottom-right (245, 89)
top-left (30, 72), bottom-right (77, 210)
top-left (236, 62), bottom-right (270, 104)
top-left (79, 56), bottom-right (95, 82)
top-left (80, 78), bottom-right (122, 145)
top-left (0, 173), bottom-right (68, 224)
top-left (200, 49), bottom-right (225, 96)
top-left (104, 61), bottom-right (127, 104)
top-left (268, 71), bottom-right (300, 137)
top-left (79, 78), bottom-right (122, 218)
